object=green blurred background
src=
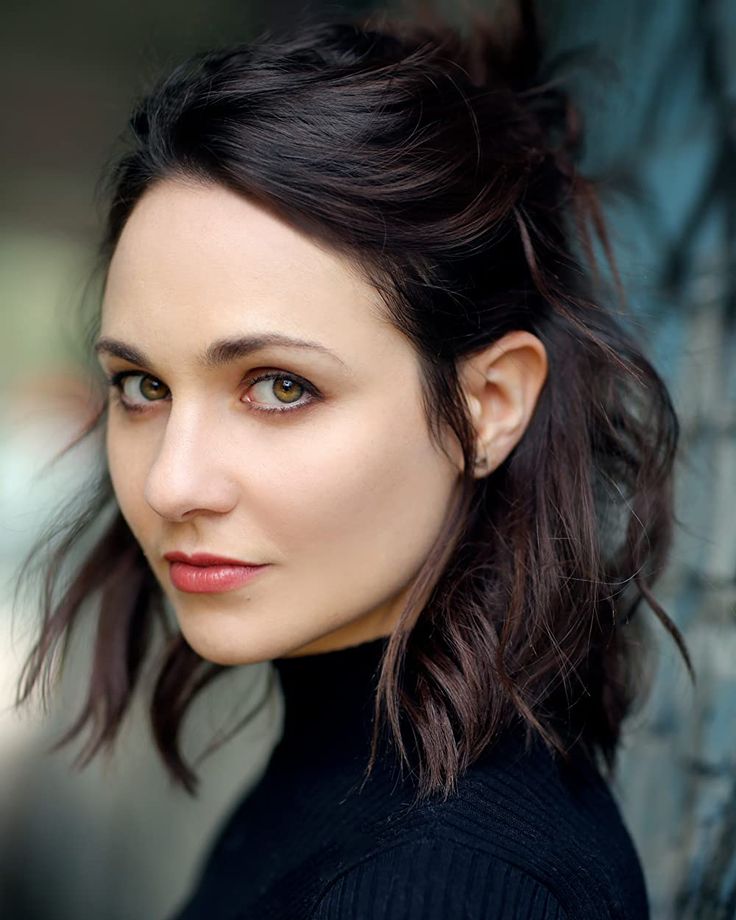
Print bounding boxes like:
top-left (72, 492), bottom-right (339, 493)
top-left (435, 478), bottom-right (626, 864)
top-left (2, 1), bottom-right (734, 919)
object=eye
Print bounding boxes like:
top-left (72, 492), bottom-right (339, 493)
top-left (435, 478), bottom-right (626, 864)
top-left (243, 372), bottom-right (317, 413)
top-left (108, 371), bottom-right (170, 409)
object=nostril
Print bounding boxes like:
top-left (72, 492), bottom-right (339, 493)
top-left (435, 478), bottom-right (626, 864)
top-left (144, 452), bottom-right (239, 521)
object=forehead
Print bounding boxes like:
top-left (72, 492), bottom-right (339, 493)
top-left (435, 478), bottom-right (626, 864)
top-left (101, 178), bottom-right (391, 360)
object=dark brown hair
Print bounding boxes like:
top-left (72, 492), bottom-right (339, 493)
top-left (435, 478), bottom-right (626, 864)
top-left (16, 0), bottom-right (693, 803)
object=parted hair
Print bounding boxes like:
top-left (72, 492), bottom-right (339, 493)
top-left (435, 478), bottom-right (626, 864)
top-left (17, 0), bottom-right (692, 803)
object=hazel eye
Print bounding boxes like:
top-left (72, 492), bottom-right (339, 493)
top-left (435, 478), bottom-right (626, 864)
top-left (109, 371), bottom-right (170, 408)
top-left (243, 373), bottom-right (316, 413)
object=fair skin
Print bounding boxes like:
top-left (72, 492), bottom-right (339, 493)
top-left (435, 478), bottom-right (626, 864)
top-left (97, 177), bottom-right (548, 664)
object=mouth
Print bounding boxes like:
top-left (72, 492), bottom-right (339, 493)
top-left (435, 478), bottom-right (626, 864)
top-left (163, 551), bottom-right (270, 594)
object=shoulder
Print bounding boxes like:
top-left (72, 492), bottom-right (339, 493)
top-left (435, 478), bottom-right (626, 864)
top-left (309, 835), bottom-right (569, 920)
top-left (315, 732), bottom-right (649, 919)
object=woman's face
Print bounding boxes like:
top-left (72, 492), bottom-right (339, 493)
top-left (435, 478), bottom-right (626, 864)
top-left (98, 178), bottom-right (462, 664)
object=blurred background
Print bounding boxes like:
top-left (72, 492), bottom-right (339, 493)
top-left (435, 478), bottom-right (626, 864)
top-left (1, 0), bottom-right (734, 918)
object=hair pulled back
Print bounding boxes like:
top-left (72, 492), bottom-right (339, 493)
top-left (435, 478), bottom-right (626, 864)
top-left (17, 0), bottom-right (692, 803)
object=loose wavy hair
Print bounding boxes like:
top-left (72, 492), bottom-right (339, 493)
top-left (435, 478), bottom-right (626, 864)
top-left (16, 0), bottom-right (693, 803)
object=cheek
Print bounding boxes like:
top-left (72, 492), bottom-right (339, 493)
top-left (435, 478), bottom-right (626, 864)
top-left (247, 391), bottom-right (458, 592)
top-left (106, 418), bottom-right (154, 540)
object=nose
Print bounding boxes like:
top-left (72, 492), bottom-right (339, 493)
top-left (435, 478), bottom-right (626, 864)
top-left (143, 405), bottom-right (239, 521)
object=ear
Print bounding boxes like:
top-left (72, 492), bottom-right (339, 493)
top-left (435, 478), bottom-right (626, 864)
top-left (457, 331), bottom-right (548, 478)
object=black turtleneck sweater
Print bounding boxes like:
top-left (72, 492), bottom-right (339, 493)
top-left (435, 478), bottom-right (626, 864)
top-left (169, 635), bottom-right (650, 919)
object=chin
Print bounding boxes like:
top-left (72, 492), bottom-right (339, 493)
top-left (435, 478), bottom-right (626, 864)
top-left (173, 620), bottom-right (256, 666)
top-left (174, 615), bottom-right (297, 666)
top-left (188, 644), bottom-right (255, 667)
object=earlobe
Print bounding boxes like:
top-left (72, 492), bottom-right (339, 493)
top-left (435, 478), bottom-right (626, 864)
top-left (459, 331), bottom-right (548, 477)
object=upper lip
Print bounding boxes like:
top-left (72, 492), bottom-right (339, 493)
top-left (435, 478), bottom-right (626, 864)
top-left (163, 551), bottom-right (266, 567)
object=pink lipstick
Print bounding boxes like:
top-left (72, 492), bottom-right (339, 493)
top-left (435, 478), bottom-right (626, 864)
top-left (164, 552), bottom-right (269, 594)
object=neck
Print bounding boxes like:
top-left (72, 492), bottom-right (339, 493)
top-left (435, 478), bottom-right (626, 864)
top-left (271, 635), bottom-right (392, 766)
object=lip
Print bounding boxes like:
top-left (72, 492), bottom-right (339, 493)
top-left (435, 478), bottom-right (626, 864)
top-left (163, 551), bottom-right (270, 594)
top-left (164, 551), bottom-right (263, 567)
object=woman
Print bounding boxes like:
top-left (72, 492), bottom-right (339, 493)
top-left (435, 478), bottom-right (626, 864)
top-left (17, 2), bottom-right (693, 917)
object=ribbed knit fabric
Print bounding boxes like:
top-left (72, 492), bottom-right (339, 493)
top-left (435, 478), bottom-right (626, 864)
top-left (169, 635), bottom-right (650, 919)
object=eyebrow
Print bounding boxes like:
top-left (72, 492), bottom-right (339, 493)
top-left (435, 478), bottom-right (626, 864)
top-left (93, 332), bottom-right (347, 369)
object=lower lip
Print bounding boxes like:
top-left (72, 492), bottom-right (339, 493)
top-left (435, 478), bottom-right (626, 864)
top-left (168, 562), bottom-right (269, 594)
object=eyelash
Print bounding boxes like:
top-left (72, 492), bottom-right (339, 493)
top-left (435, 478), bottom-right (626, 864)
top-left (106, 370), bottom-right (319, 415)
